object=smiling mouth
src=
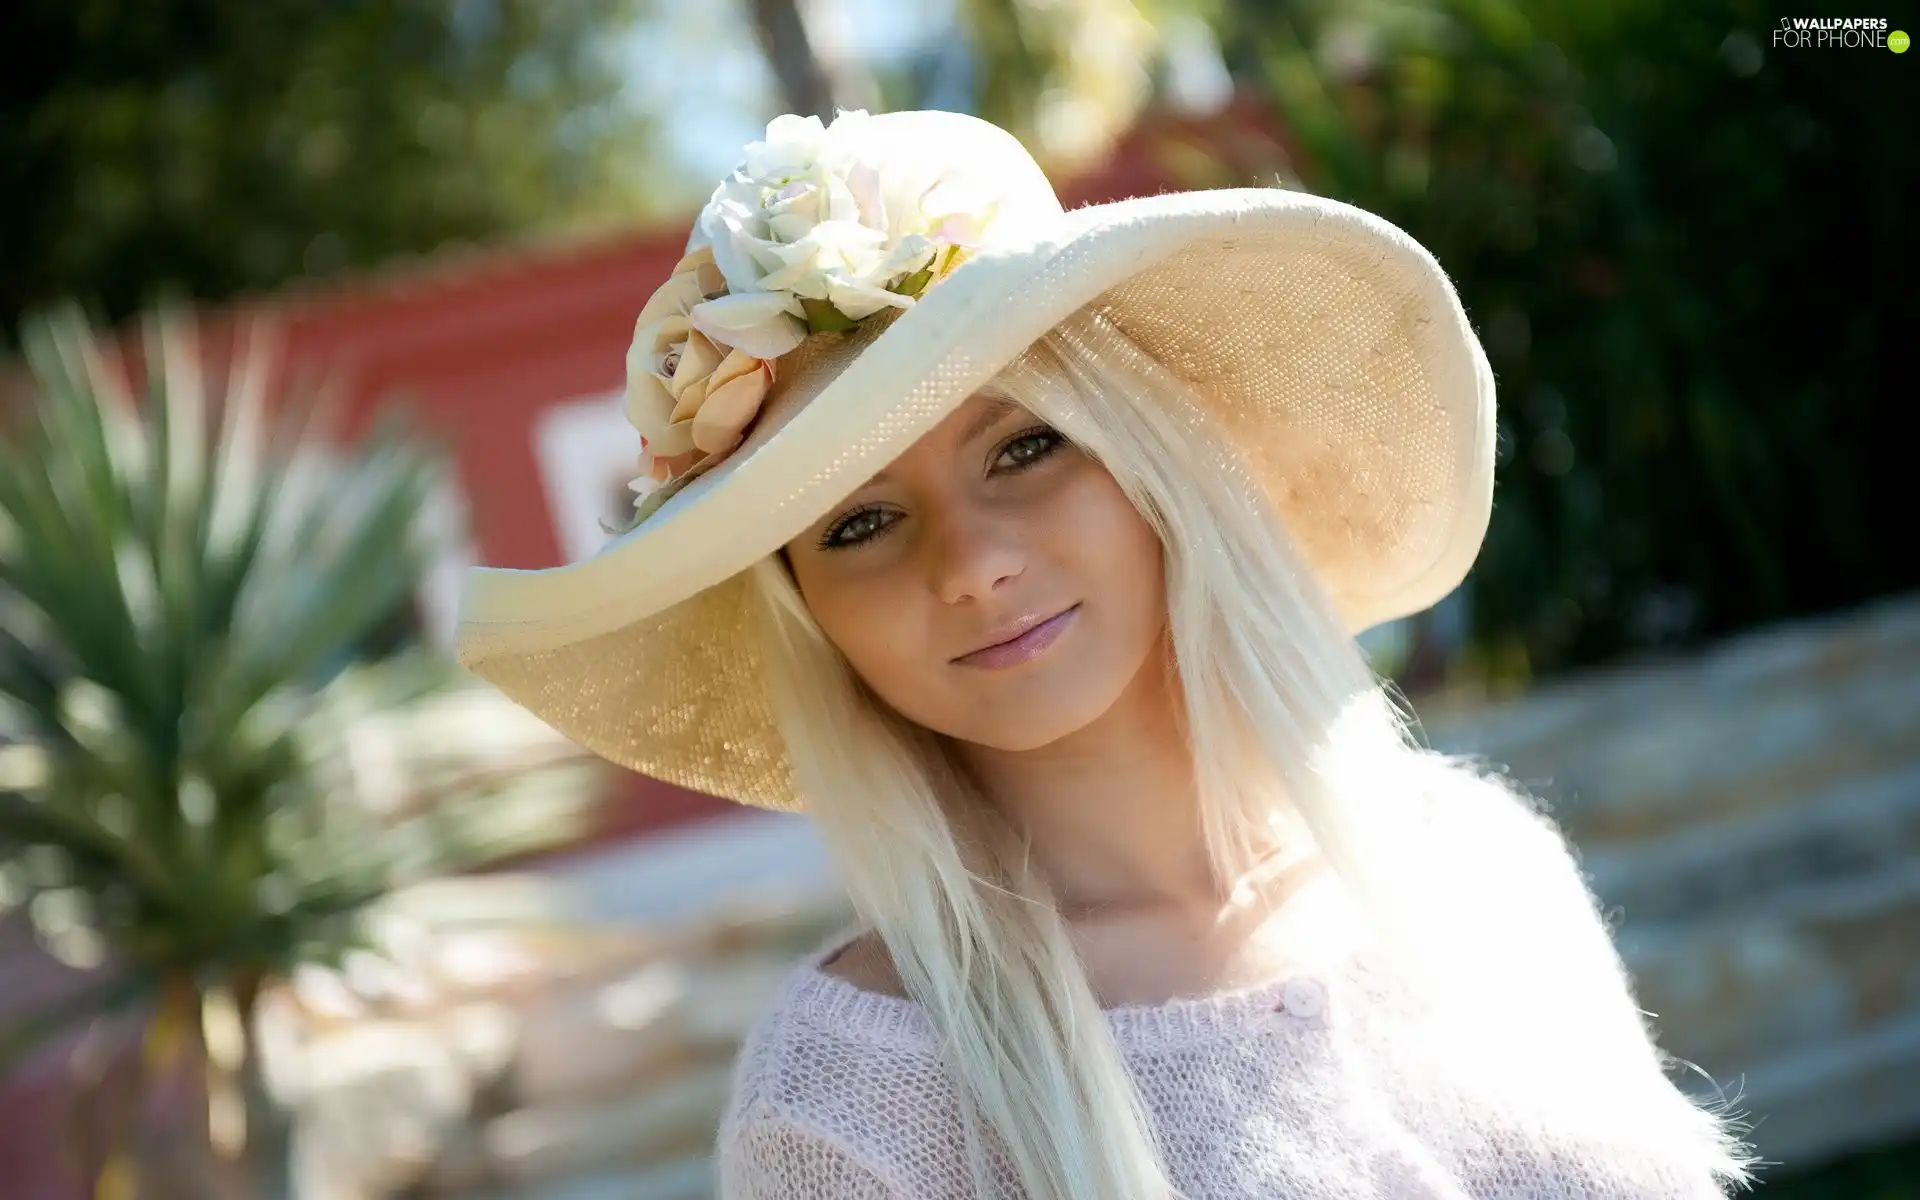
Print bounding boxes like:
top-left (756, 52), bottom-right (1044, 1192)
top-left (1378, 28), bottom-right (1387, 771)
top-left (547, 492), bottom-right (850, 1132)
top-left (953, 604), bottom-right (1081, 670)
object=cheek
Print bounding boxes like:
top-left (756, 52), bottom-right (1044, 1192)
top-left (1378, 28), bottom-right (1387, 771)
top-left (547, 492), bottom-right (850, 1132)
top-left (1056, 464), bottom-right (1165, 627)
top-left (949, 464), bottom-right (1167, 749)
top-left (797, 570), bottom-right (932, 703)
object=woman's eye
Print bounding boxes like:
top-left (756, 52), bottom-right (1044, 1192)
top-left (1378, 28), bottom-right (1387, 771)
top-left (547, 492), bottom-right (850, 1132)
top-left (815, 430), bottom-right (1063, 550)
top-left (994, 428), bottom-right (1065, 472)
top-left (819, 507), bottom-right (897, 549)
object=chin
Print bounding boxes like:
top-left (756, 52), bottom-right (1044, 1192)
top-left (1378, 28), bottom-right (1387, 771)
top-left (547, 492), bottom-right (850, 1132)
top-left (945, 664), bottom-right (1137, 752)
top-left (962, 710), bottom-right (1092, 752)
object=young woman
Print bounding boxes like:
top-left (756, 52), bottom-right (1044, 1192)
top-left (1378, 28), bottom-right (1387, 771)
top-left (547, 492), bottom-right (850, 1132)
top-left (455, 109), bottom-right (1761, 1199)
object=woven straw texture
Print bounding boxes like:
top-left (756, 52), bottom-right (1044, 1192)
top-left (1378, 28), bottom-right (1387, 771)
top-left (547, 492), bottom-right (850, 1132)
top-left (455, 181), bottom-right (1495, 813)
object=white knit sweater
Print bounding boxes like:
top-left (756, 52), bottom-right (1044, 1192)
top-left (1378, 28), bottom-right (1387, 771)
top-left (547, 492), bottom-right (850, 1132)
top-left (714, 796), bottom-right (1755, 1199)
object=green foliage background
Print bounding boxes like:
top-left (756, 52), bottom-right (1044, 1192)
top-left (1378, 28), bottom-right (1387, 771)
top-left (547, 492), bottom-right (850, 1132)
top-left (6, 0), bottom-right (1906, 685)
top-left (1209, 0), bottom-right (1910, 681)
top-left (0, 0), bottom-right (653, 338)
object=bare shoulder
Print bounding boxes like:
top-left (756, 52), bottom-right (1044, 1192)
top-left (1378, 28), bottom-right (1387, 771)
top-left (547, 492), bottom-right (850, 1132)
top-left (817, 928), bottom-right (913, 1001)
top-left (727, 930), bottom-right (910, 1108)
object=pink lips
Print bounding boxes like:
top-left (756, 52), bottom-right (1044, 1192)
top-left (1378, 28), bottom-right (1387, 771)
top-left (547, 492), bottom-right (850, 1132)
top-left (953, 605), bottom-right (1080, 670)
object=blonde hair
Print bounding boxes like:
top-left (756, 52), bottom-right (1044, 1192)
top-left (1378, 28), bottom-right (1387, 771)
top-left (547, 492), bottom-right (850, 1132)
top-left (748, 310), bottom-right (1760, 1198)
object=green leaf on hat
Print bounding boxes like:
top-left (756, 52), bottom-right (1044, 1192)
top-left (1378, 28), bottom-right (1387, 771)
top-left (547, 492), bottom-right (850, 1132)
top-left (889, 266), bottom-right (935, 298)
top-left (801, 298), bottom-right (857, 333)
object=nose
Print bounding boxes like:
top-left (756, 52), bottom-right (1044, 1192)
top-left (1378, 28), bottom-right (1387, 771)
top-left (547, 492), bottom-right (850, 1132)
top-left (925, 505), bottom-right (1025, 606)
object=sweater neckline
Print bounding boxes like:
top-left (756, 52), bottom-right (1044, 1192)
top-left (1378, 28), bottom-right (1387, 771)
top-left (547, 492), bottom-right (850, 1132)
top-left (785, 879), bottom-right (1367, 1051)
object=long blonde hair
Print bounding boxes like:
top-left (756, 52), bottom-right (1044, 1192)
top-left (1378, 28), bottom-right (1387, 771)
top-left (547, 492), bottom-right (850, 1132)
top-left (748, 310), bottom-right (1760, 1198)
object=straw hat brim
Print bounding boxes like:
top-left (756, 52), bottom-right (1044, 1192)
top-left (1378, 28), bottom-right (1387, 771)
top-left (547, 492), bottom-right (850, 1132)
top-left (454, 186), bottom-right (1496, 811)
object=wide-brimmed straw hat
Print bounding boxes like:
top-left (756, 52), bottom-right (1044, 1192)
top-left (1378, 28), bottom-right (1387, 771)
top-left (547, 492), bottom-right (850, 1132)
top-left (453, 108), bottom-right (1496, 813)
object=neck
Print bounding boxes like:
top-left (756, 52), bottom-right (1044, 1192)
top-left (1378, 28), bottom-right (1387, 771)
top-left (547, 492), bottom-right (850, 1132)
top-left (954, 635), bottom-right (1267, 916)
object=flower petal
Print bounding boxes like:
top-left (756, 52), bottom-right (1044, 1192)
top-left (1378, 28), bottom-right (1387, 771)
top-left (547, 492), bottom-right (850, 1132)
top-left (823, 169), bottom-right (864, 226)
top-left (690, 293), bottom-right (808, 358)
top-left (766, 211), bottom-right (813, 244)
top-left (708, 347), bottom-right (768, 393)
top-left (646, 421), bottom-right (698, 458)
top-left (827, 275), bottom-right (914, 321)
top-left (765, 180), bottom-right (825, 240)
top-left (809, 219), bottom-right (889, 260)
top-left (623, 371), bottom-right (675, 441)
top-left (690, 366), bottom-right (771, 454)
top-left (672, 245), bottom-right (717, 275)
top-left (746, 114), bottom-right (829, 179)
top-left (704, 200), bottom-right (770, 292)
top-left (879, 233), bottom-right (937, 279)
top-left (757, 240), bottom-right (828, 297)
top-left (631, 316), bottom-right (691, 372)
top-left (666, 331), bottom-right (723, 402)
top-left (845, 161), bottom-right (885, 230)
top-left (668, 377), bottom-right (711, 424)
top-left (635, 273), bottom-right (705, 326)
top-left (932, 204), bottom-right (998, 248)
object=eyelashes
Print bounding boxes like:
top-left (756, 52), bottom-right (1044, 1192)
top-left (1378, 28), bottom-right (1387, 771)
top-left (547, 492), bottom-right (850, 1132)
top-left (994, 427), bottom-right (1066, 472)
top-left (815, 424), bottom-right (1067, 551)
top-left (818, 506), bottom-right (895, 549)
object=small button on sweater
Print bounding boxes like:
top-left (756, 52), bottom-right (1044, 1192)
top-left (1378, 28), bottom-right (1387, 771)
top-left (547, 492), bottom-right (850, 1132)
top-left (715, 796), bottom-right (1755, 1199)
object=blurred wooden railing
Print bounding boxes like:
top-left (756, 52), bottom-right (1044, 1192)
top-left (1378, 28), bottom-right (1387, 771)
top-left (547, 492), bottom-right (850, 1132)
top-left (1419, 590), bottom-right (1920, 1175)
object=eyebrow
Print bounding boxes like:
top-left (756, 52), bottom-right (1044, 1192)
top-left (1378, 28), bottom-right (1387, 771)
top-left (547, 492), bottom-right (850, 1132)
top-left (958, 394), bottom-right (1023, 445)
top-left (865, 395), bottom-right (1023, 486)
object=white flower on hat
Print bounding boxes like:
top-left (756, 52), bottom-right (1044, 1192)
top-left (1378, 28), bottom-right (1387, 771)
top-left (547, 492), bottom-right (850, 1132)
top-left (685, 110), bottom-right (996, 358)
top-left (613, 109), bottom-right (1001, 534)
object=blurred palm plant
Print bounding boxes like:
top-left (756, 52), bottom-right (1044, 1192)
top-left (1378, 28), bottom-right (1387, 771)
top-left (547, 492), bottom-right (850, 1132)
top-left (0, 306), bottom-right (602, 1195)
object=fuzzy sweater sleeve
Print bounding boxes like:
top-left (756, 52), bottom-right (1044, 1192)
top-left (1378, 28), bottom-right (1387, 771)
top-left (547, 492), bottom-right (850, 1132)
top-left (1426, 788), bottom-right (1759, 1194)
top-left (1460, 794), bottom-right (1685, 1066)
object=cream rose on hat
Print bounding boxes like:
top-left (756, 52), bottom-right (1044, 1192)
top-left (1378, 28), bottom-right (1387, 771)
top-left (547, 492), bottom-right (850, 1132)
top-left (619, 110), bottom-right (999, 528)
top-left (622, 246), bottom-right (779, 522)
top-left (458, 108), bottom-right (1497, 813)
